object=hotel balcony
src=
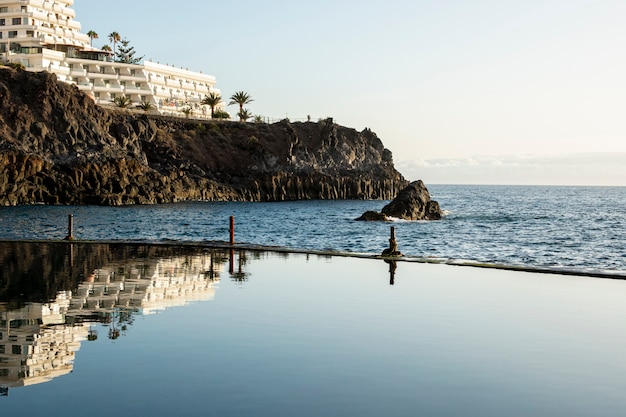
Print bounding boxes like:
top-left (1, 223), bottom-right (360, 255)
top-left (93, 86), bottom-right (122, 93)
top-left (123, 87), bottom-right (152, 95)
top-left (147, 76), bottom-right (167, 86)
top-left (49, 65), bottom-right (70, 75)
top-left (118, 74), bottom-right (146, 82)
top-left (165, 79), bottom-right (182, 88)
top-left (87, 72), bottom-right (118, 80)
top-left (69, 68), bottom-right (86, 77)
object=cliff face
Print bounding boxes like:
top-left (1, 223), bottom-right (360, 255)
top-left (0, 67), bottom-right (408, 205)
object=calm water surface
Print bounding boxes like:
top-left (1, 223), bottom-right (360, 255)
top-left (1, 243), bottom-right (626, 416)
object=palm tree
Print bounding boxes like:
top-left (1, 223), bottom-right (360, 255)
top-left (238, 109), bottom-right (253, 122)
top-left (101, 44), bottom-right (112, 53)
top-left (228, 91), bottom-right (253, 121)
top-left (87, 30), bottom-right (98, 47)
top-left (136, 101), bottom-right (155, 112)
top-left (201, 92), bottom-right (222, 119)
top-left (108, 31), bottom-right (121, 57)
top-left (181, 106), bottom-right (194, 119)
top-left (112, 95), bottom-right (132, 108)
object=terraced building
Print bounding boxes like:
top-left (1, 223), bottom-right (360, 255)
top-left (0, 0), bottom-right (223, 117)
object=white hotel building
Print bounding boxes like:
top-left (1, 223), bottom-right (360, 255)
top-left (0, 0), bottom-right (223, 117)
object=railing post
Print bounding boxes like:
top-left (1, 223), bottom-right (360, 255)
top-left (229, 216), bottom-right (235, 245)
top-left (65, 214), bottom-right (74, 241)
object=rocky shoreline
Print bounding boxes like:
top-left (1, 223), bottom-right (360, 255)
top-left (1, 67), bottom-right (441, 219)
top-left (1, 67), bottom-right (413, 206)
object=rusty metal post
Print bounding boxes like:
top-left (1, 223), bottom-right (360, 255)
top-left (65, 214), bottom-right (74, 241)
top-left (389, 226), bottom-right (397, 253)
top-left (382, 225), bottom-right (401, 257)
top-left (229, 216), bottom-right (235, 245)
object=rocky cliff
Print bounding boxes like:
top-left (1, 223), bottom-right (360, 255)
top-left (0, 67), bottom-right (408, 206)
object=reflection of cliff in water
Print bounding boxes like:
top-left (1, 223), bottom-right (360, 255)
top-left (0, 242), bottom-right (231, 392)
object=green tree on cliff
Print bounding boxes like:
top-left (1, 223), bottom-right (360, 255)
top-left (113, 95), bottom-right (132, 108)
top-left (201, 92), bottom-right (223, 119)
top-left (212, 109), bottom-right (231, 119)
top-left (136, 101), bottom-right (155, 112)
top-left (238, 109), bottom-right (253, 122)
top-left (115, 38), bottom-right (144, 64)
top-left (228, 91), bottom-right (253, 121)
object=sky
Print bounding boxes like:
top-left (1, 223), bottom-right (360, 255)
top-left (74, 0), bottom-right (626, 186)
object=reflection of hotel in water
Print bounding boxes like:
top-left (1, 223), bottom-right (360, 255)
top-left (0, 252), bottom-right (223, 392)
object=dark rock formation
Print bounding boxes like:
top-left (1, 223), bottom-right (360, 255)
top-left (356, 180), bottom-right (442, 221)
top-left (382, 180), bottom-right (442, 220)
top-left (356, 211), bottom-right (389, 221)
top-left (0, 67), bottom-right (408, 205)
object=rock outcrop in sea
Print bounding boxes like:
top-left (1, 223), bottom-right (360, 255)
top-left (356, 180), bottom-right (442, 221)
top-left (0, 67), bottom-right (408, 205)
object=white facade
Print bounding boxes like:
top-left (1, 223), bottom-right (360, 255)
top-left (0, 252), bottom-right (223, 390)
top-left (0, 0), bottom-right (222, 118)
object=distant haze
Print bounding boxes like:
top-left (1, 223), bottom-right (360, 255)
top-left (76, 1), bottom-right (626, 186)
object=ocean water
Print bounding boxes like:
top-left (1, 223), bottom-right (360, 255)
top-left (0, 185), bottom-right (624, 274)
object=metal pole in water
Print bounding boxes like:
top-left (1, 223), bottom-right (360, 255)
top-left (229, 216), bottom-right (235, 245)
top-left (65, 214), bottom-right (74, 240)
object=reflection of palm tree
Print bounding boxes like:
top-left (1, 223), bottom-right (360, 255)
top-left (87, 328), bottom-right (98, 341)
top-left (105, 309), bottom-right (136, 340)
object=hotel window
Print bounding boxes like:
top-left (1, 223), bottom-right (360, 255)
top-left (8, 31), bottom-right (17, 38)
top-left (0, 7), bottom-right (7, 13)
top-left (12, 18), bottom-right (21, 25)
top-left (12, 345), bottom-right (22, 355)
top-left (110, 93), bottom-right (116, 100)
top-left (100, 67), bottom-right (105, 74)
top-left (130, 69), bottom-right (135, 76)
top-left (0, 19), bottom-right (5, 26)
top-left (94, 92), bottom-right (100, 99)
top-left (0, 345), bottom-right (4, 354)
top-left (0, 33), bottom-right (2, 39)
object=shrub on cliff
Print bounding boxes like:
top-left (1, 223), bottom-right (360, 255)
top-left (213, 109), bottom-right (230, 119)
top-left (113, 95), bottom-right (132, 108)
top-left (3, 62), bottom-right (25, 71)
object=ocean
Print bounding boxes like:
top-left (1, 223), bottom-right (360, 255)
top-left (1, 184), bottom-right (624, 275)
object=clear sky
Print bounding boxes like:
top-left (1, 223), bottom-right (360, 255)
top-left (75, 0), bottom-right (626, 186)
